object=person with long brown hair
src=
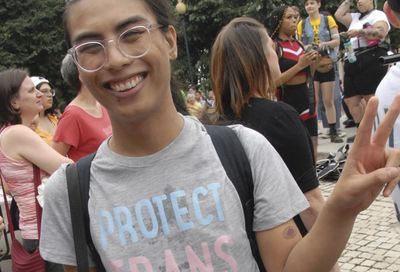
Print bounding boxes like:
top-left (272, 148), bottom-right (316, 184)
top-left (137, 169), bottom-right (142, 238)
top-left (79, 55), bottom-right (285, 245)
top-left (211, 16), bottom-right (324, 235)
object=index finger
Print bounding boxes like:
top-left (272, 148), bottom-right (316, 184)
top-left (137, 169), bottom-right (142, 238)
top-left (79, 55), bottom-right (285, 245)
top-left (373, 94), bottom-right (400, 146)
top-left (355, 96), bottom-right (378, 147)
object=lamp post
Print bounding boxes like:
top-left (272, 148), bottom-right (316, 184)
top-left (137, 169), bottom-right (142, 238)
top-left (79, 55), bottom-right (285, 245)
top-left (176, 0), bottom-right (195, 84)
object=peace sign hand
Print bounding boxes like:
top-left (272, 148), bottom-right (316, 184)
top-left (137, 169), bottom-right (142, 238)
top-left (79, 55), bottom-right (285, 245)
top-left (329, 95), bottom-right (400, 217)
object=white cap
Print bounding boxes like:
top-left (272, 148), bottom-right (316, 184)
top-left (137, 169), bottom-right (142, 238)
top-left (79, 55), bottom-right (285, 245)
top-left (30, 76), bottom-right (51, 88)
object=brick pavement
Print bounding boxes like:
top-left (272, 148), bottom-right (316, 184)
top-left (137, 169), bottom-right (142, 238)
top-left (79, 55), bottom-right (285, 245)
top-left (318, 118), bottom-right (400, 271)
top-left (319, 180), bottom-right (400, 272)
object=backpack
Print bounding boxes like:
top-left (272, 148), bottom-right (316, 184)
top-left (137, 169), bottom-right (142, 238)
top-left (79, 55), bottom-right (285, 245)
top-left (66, 124), bottom-right (266, 272)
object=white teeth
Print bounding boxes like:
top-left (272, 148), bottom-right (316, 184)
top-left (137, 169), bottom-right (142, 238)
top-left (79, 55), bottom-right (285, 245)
top-left (110, 75), bottom-right (144, 92)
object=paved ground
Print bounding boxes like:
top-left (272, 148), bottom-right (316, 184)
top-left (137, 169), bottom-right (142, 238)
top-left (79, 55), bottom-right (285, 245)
top-left (318, 121), bottom-right (400, 271)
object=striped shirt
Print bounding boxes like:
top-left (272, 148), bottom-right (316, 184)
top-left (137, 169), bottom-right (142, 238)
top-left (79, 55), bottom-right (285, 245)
top-left (0, 130), bottom-right (44, 239)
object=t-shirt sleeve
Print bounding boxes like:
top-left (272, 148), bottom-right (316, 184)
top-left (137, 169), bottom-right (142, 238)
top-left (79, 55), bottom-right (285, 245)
top-left (371, 10), bottom-right (390, 30)
top-left (270, 107), bottom-right (319, 193)
top-left (40, 165), bottom-right (96, 267)
top-left (327, 15), bottom-right (338, 29)
top-left (231, 125), bottom-right (309, 232)
top-left (53, 107), bottom-right (81, 148)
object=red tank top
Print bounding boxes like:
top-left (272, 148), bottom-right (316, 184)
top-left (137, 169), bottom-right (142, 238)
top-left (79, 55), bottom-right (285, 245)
top-left (277, 40), bottom-right (307, 77)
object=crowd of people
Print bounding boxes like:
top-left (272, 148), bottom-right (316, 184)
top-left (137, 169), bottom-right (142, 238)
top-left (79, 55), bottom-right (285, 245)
top-left (0, 0), bottom-right (399, 271)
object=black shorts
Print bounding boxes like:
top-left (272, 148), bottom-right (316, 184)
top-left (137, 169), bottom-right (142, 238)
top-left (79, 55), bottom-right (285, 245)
top-left (303, 116), bottom-right (318, 137)
top-left (281, 83), bottom-right (318, 137)
top-left (343, 47), bottom-right (388, 98)
top-left (314, 67), bottom-right (335, 83)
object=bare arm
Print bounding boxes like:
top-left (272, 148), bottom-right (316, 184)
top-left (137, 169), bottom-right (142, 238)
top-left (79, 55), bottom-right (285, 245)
top-left (256, 220), bottom-right (302, 271)
top-left (300, 187), bottom-right (342, 272)
top-left (1, 126), bottom-right (72, 174)
top-left (275, 51), bottom-right (318, 86)
top-left (347, 21), bottom-right (389, 40)
top-left (320, 27), bottom-right (340, 48)
top-left (335, 0), bottom-right (353, 27)
top-left (299, 187), bottom-right (325, 231)
top-left (51, 141), bottom-right (72, 157)
top-left (257, 95), bottom-right (400, 271)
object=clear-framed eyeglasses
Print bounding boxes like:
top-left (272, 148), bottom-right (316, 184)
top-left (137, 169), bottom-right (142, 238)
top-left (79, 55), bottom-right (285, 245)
top-left (68, 24), bottom-right (165, 72)
top-left (40, 88), bottom-right (56, 97)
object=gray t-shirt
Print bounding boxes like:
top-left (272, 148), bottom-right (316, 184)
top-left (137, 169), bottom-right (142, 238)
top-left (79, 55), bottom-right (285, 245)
top-left (40, 115), bottom-right (308, 271)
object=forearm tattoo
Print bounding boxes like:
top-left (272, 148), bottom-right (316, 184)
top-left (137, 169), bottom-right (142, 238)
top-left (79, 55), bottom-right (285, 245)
top-left (331, 33), bottom-right (340, 40)
top-left (359, 26), bottom-right (385, 39)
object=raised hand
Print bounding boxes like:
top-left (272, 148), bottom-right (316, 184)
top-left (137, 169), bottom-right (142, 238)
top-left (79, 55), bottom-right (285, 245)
top-left (330, 95), bottom-right (400, 216)
top-left (298, 51), bottom-right (319, 69)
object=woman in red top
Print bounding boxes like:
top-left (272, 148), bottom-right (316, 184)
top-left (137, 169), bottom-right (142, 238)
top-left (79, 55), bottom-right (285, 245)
top-left (52, 55), bottom-right (112, 161)
top-left (268, 5), bottom-right (319, 159)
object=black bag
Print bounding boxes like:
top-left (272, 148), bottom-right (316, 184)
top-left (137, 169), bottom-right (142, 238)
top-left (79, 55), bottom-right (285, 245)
top-left (10, 198), bottom-right (19, 231)
top-left (66, 125), bottom-right (266, 272)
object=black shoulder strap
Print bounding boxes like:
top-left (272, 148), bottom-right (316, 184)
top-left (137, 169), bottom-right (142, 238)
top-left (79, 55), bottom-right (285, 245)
top-left (66, 163), bottom-right (90, 272)
top-left (76, 152), bottom-right (106, 272)
top-left (66, 153), bottom-right (106, 272)
top-left (205, 125), bottom-right (265, 272)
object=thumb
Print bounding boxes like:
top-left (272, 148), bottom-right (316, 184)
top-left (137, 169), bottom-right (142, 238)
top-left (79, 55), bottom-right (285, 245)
top-left (365, 167), bottom-right (400, 197)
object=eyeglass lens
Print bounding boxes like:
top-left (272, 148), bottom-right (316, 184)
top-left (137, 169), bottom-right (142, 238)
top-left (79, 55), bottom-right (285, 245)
top-left (41, 89), bottom-right (55, 96)
top-left (74, 26), bottom-right (151, 71)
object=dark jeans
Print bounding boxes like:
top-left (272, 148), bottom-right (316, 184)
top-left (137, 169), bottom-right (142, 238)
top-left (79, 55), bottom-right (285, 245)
top-left (22, 239), bottom-right (64, 272)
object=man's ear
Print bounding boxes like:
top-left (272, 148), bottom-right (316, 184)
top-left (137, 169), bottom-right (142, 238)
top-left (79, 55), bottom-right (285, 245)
top-left (165, 25), bottom-right (178, 60)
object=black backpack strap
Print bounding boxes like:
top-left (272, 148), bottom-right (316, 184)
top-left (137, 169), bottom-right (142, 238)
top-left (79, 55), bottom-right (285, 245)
top-left (76, 152), bottom-right (106, 272)
top-left (66, 163), bottom-right (90, 272)
top-left (205, 125), bottom-right (265, 271)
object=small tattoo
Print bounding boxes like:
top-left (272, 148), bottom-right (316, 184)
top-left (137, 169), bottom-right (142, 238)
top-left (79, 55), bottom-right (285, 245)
top-left (283, 226), bottom-right (297, 239)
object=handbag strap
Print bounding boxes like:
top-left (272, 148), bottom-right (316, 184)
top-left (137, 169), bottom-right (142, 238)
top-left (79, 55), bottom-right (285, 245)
top-left (32, 165), bottom-right (42, 238)
top-left (1, 164), bottom-right (42, 240)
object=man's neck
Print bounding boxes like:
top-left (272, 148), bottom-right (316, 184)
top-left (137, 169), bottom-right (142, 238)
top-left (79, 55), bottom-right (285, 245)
top-left (309, 12), bottom-right (320, 20)
top-left (108, 109), bottom-right (184, 157)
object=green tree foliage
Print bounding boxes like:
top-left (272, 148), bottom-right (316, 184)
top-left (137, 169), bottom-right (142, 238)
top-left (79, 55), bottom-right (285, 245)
top-left (177, 0), bottom-right (400, 92)
top-left (0, 0), bottom-right (72, 109)
top-left (0, 0), bottom-right (399, 105)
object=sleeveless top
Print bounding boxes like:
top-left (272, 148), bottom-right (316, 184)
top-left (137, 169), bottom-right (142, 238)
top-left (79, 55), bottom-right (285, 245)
top-left (0, 127), bottom-right (43, 239)
top-left (277, 39), bottom-right (307, 77)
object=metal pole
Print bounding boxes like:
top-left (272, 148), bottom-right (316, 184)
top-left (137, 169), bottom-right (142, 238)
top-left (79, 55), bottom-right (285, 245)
top-left (181, 18), bottom-right (195, 84)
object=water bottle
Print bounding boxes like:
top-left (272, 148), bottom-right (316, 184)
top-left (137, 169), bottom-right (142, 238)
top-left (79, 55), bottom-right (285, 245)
top-left (343, 37), bottom-right (357, 63)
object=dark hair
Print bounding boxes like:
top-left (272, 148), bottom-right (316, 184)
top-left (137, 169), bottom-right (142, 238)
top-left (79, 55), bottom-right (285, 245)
top-left (303, 0), bottom-right (320, 4)
top-left (211, 17), bottom-right (276, 119)
top-left (0, 69), bottom-right (29, 126)
top-left (267, 5), bottom-right (290, 39)
top-left (62, 0), bottom-right (187, 116)
top-left (35, 81), bottom-right (58, 117)
top-left (63, 0), bottom-right (175, 48)
top-left (60, 54), bottom-right (81, 93)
